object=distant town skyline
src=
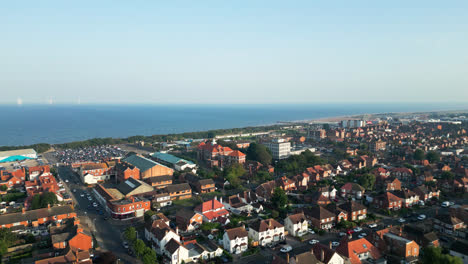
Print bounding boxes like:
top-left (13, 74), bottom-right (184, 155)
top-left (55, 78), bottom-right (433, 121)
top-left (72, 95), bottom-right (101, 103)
top-left (1, 1), bottom-right (468, 104)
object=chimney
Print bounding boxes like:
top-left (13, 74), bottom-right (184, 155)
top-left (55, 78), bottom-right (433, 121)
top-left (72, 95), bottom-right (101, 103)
top-left (56, 221), bottom-right (61, 227)
top-left (47, 204), bottom-right (51, 209)
top-left (77, 227), bottom-right (84, 233)
top-left (286, 253), bottom-right (289, 263)
top-left (321, 248), bottom-right (325, 261)
top-left (22, 207), bottom-right (26, 214)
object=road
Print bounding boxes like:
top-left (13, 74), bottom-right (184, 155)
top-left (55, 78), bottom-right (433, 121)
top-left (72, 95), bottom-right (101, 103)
top-left (57, 166), bottom-right (140, 264)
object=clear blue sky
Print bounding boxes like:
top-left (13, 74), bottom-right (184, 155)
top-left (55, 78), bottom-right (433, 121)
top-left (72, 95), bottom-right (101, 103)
top-left (1, 1), bottom-right (467, 104)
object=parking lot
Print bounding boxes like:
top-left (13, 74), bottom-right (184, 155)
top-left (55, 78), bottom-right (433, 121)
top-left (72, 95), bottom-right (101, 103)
top-left (54, 146), bottom-right (126, 164)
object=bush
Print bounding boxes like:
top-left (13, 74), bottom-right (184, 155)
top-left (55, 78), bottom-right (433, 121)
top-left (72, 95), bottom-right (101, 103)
top-left (318, 230), bottom-right (325, 236)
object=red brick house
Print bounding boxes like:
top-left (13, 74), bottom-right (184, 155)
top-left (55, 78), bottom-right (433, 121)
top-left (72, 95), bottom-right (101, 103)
top-left (0, 205), bottom-right (76, 229)
top-left (374, 192), bottom-right (402, 210)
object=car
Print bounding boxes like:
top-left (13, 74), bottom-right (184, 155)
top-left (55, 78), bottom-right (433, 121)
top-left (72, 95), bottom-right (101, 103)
top-left (331, 241), bottom-right (340, 247)
top-left (339, 232), bottom-right (346, 236)
top-left (122, 241), bottom-right (129, 249)
top-left (441, 201), bottom-right (450, 208)
top-left (309, 239), bottom-right (319, 245)
top-left (417, 214), bottom-right (426, 220)
top-left (449, 201), bottom-right (455, 206)
top-left (347, 229), bottom-right (355, 234)
top-left (73, 189), bottom-right (76, 193)
top-left (93, 203), bottom-right (98, 207)
top-left (368, 223), bottom-right (378, 228)
top-left (80, 193), bottom-right (84, 197)
top-left (280, 245), bottom-right (292, 253)
top-left (353, 227), bottom-right (363, 232)
top-left (358, 233), bottom-right (367, 238)
top-left (419, 201), bottom-right (425, 206)
top-left (308, 228), bottom-right (315, 234)
top-left (398, 218), bottom-right (406, 223)
top-left (65, 179), bottom-right (69, 183)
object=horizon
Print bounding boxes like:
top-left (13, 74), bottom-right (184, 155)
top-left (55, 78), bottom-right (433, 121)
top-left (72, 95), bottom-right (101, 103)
top-left (2, 1), bottom-right (468, 104)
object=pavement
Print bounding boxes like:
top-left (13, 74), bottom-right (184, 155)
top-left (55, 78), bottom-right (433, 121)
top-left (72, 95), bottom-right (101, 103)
top-left (57, 166), bottom-right (141, 264)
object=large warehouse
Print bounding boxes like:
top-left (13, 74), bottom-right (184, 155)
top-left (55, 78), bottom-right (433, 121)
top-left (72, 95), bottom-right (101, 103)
top-left (0, 149), bottom-right (37, 163)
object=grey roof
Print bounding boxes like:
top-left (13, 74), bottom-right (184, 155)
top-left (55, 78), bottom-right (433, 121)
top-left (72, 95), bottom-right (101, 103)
top-left (123, 155), bottom-right (160, 172)
top-left (151, 152), bottom-right (194, 165)
top-left (166, 183), bottom-right (191, 193)
top-left (0, 148), bottom-right (37, 157)
top-left (117, 178), bottom-right (143, 196)
top-left (0, 205), bottom-right (74, 226)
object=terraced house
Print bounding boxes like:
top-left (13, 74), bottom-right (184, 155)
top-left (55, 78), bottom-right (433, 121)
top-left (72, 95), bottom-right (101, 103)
top-left (0, 205), bottom-right (76, 229)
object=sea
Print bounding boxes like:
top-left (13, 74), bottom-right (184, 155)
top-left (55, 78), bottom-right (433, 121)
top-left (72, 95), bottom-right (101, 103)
top-left (0, 103), bottom-right (467, 146)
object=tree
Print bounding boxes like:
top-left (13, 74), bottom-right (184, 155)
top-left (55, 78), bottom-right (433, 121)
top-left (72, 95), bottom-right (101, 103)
top-left (358, 174), bottom-right (376, 190)
top-left (144, 210), bottom-right (156, 224)
top-left (323, 124), bottom-right (330, 130)
top-left (441, 171), bottom-right (455, 181)
top-left (0, 228), bottom-right (16, 255)
top-left (224, 164), bottom-right (245, 188)
top-left (413, 149), bottom-right (425, 160)
top-left (31, 194), bottom-right (42, 210)
top-left (255, 170), bottom-right (272, 182)
top-left (133, 239), bottom-right (146, 257)
top-left (124, 227), bottom-right (137, 243)
top-left (207, 131), bottom-right (216, 139)
top-left (271, 187), bottom-right (288, 208)
top-left (426, 151), bottom-right (440, 163)
top-left (422, 246), bottom-right (463, 264)
top-left (142, 247), bottom-right (158, 264)
top-left (246, 143), bottom-right (272, 165)
top-left (40, 192), bottom-right (58, 208)
top-left (0, 185), bottom-right (7, 192)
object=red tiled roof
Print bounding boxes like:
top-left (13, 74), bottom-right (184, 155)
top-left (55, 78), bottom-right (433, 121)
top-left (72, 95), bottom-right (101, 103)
top-left (195, 199), bottom-right (225, 213)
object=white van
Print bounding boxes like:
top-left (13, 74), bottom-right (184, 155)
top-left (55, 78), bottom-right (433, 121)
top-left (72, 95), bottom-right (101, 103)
top-left (441, 201), bottom-right (450, 208)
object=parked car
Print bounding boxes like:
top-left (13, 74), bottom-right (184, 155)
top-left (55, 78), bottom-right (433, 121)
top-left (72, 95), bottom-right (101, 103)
top-left (122, 241), bottom-right (129, 249)
top-left (417, 214), bottom-right (426, 220)
top-left (368, 223), bottom-right (378, 228)
top-left (398, 218), bottom-right (406, 223)
top-left (441, 201), bottom-right (450, 208)
top-left (280, 245), bottom-right (292, 253)
top-left (331, 241), bottom-right (340, 247)
top-left (353, 227), bottom-right (363, 232)
top-left (358, 233), bottom-right (367, 238)
top-left (308, 228), bottom-right (315, 234)
top-left (339, 232), bottom-right (346, 236)
top-left (309, 239), bottom-right (319, 245)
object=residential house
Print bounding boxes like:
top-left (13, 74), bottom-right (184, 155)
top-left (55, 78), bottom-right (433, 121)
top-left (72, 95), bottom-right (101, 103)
top-left (248, 218), bottom-right (285, 246)
top-left (392, 189), bottom-right (420, 208)
top-left (374, 192), bottom-right (403, 211)
top-left (176, 209), bottom-right (203, 233)
top-left (340, 183), bottom-right (365, 199)
top-left (255, 180), bottom-right (276, 201)
top-left (303, 206), bottom-right (335, 230)
top-left (0, 205), bottom-right (76, 229)
top-left (164, 238), bottom-right (188, 264)
top-left (276, 176), bottom-right (296, 192)
top-left (145, 219), bottom-right (180, 255)
top-left (194, 198), bottom-right (230, 223)
top-left (146, 175), bottom-right (173, 189)
top-left (338, 201), bottom-right (367, 221)
top-left (433, 214), bottom-right (466, 236)
top-left (336, 237), bottom-right (382, 264)
top-left (223, 195), bottom-right (252, 215)
top-left (153, 192), bottom-right (172, 208)
top-left (285, 213), bottom-right (308, 237)
top-left (223, 227), bottom-right (248, 254)
top-left (312, 243), bottom-right (346, 264)
top-left (383, 232), bottom-right (419, 263)
top-left (272, 251), bottom-right (322, 264)
top-left (165, 183), bottom-right (192, 200)
top-left (412, 185), bottom-right (440, 202)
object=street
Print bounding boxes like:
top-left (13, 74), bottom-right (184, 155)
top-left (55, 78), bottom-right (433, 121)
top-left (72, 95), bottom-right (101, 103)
top-left (57, 166), bottom-right (140, 264)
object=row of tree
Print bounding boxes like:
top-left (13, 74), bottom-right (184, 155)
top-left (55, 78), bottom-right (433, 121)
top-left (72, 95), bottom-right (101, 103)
top-left (31, 192), bottom-right (58, 210)
top-left (124, 227), bottom-right (158, 264)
